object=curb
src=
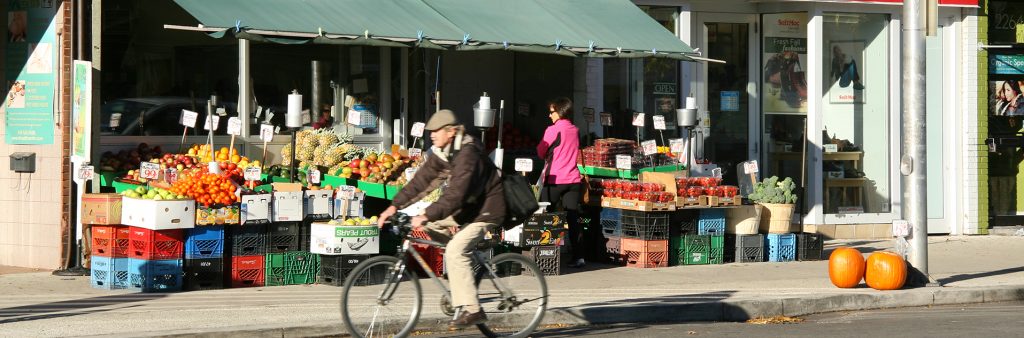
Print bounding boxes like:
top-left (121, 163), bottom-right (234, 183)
top-left (144, 285), bottom-right (1024, 338)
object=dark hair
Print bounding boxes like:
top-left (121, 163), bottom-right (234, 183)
top-left (549, 97), bottom-right (573, 118)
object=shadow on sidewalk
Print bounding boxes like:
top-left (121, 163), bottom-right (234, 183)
top-left (0, 293), bottom-right (166, 324)
top-left (938, 266), bottom-right (1024, 284)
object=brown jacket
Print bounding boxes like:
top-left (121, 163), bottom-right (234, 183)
top-left (392, 134), bottom-right (506, 225)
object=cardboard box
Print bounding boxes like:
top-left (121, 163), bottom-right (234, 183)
top-left (240, 193), bottom-right (271, 224)
top-left (121, 197), bottom-right (196, 230)
top-left (332, 187), bottom-right (365, 219)
top-left (309, 222), bottom-right (380, 255)
top-left (196, 204), bottom-right (240, 226)
top-left (272, 183), bottom-right (304, 222)
top-left (82, 193), bottom-right (123, 225)
top-left (521, 212), bottom-right (568, 247)
top-left (304, 190), bottom-right (333, 220)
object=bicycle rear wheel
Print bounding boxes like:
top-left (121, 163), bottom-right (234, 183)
top-left (475, 253), bottom-right (549, 338)
top-left (340, 256), bottom-right (422, 338)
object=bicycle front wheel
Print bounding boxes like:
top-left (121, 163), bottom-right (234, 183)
top-left (340, 255), bottom-right (422, 338)
top-left (475, 252), bottom-right (549, 338)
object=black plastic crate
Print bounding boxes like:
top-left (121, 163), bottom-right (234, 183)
top-left (725, 234), bottom-right (764, 263)
top-left (228, 224), bottom-right (267, 256)
top-left (183, 258), bottom-right (224, 291)
top-left (797, 233), bottom-right (824, 261)
top-left (526, 245), bottom-right (561, 276)
top-left (319, 254), bottom-right (373, 286)
top-left (267, 222), bottom-right (302, 253)
top-left (620, 210), bottom-right (670, 240)
top-left (600, 208), bottom-right (622, 237)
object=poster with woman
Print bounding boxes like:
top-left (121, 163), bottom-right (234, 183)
top-left (990, 80), bottom-right (1024, 116)
top-left (762, 13), bottom-right (808, 114)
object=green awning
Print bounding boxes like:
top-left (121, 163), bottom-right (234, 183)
top-left (169, 0), bottom-right (702, 60)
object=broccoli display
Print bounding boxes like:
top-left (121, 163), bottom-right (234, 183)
top-left (748, 176), bottom-right (798, 204)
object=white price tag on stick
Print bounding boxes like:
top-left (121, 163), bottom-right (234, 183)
top-left (309, 169), bottom-right (321, 185)
top-left (78, 165), bottom-right (95, 181)
top-left (244, 167), bottom-right (262, 181)
top-left (515, 158), bottom-right (534, 172)
top-left (632, 113), bottom-right (646, 127)
top-left (140, 162), bottom-right (161, 180)
top-left (669, 138), bottom-right (685, 153)
top-left (164, 168), bottom-right (179, 183)
top-left (260, 124), bottom-right (274, 142)
top-left (892, 220), bottom-right (910, 237)
top-left (180, 110), bottom-right (198, 128)
top-left (204, 115), bottom-right (221, 131)
top-left (641, 140), bottom-right (658, 156)
top-left (408, 148), bottom-right (422, 158)
top-left (410, 122), bottom-right (425, 138)
top-left (743, 161), bottom-right (760, 174)
top-left (227, 117), bottom-right (243, 136)
top-left (653, 115), bottom-right (667, 130)
top-left (338, 185), bottom-right (356, 199)
top-left (616, 155), bottom-right (632, 170)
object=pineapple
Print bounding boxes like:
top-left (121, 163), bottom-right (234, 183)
top-left (325, 145), bottom-right (346, 167)
top-left (313, 144), bottom-right (330, 166)
top-left (281, 143), bottom-right (293, 165)
top-left (317, 130), bottom-right (339, 147)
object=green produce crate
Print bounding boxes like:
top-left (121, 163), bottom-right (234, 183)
top-left (357, 180), bottom-right (387, 199)
top-left (265, 251), bottom-right (319, 286)
top-left (385, 184), bottom-right (402, 200)
top-left (618, 169), bottom-right (640, 180)
top-left (639, 164), bottom-right (685, 174)
top-left (253, 184), bottom-right (274, 193)
top-left (578, 165), bottom-right (620, 178)
top-left (98, 171), bottom-right (123, 187)
top-left (321, 174), bottom-right (354, 189)
top-left (112, 181), bottom-right (143, 194)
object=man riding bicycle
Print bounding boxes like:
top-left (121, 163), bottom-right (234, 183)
top-left (377, 109), bottom-right (505, 328)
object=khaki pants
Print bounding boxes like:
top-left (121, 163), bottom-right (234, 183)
top-left (81, 223), bottom-right (92, 269)
top-left (423, 217), bottom-right (493, 312)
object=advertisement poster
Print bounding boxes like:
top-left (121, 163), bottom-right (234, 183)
top-left (73, 61), bottom-right (92, 158)
top-left (4, 2), bottom-right (58, 144)
top-left (990, 80), bottom-right (1024, 116)
top-left (762, 13), bottom-right (808, 114)
top-left (828, 41), bottom-right (867, 103)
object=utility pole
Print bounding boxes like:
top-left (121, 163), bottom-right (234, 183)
top-left (902, 0), bottom-right (937, 286)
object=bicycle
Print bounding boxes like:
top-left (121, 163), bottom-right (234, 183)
top-left (340, 212), bottom-right (549, 338)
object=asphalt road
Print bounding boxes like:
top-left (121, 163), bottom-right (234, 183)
top-left (420, 301), bottom-right (1024, 338)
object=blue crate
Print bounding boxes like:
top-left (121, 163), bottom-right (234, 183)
top-left (90, 256), bottom-right (132, 290)
top-left (600, 208), bottom-right (622, 237)
top-left (128, 258), bottom-right (183, 292)
top-left (185, 226), bottom-right (225, 259)
top-left (765, 234), bottom-right (797, 262)
top-left (697, 209), bottom-right (726, 236)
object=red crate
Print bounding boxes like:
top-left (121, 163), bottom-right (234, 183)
top-left (409, 243), bottom-right (444, 277)
top-left (621, 238), bottom-right (669, 254)
top-left (128, 227), bottom-right (184, 260)
top-left (624, 250), bottom-right (668, 268)
top-left (230, 255), bottom-right (265, 287)
top-left (92, 225), bottom-right (131, 257)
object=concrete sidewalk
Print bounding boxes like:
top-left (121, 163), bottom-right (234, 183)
top-left (1, 236), bottom-right (1022, 337)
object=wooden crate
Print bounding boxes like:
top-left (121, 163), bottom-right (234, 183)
top-left (601, 197), bottom-right (675, 212)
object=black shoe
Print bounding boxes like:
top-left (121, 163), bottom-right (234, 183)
top-left (449, 310), bottom-right (488, 328)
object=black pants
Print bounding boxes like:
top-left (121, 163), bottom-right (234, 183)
top-left (540, 183), bottom-right (583, 261)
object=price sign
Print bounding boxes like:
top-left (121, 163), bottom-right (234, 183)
top-left (892, 220), bottom-right (910, 237)
top-left (203, 115), bottom-right (221, 131)
top-left (110, 113), bottom-right (122, 128)
top-left (743, 161), bottom-right (760, 174)
top-left (669, 138), bottom-right (685, 153)
top-left (711, 168), bottom-right (723, 178)
top-left (583, 108), bottom-right (595, 123)
top-left (600, 112), bottom-right (613, 126)
top-left (616, 155), bottom-right (632, 170)
top-left (180, 110), bottom-right (198, 128)
top-left (408, 148), bottom-right (422, 158)
top-left (641, 140), bottom-right (658, 156)
top-left (164, 168), bottom-right (179, 183)
top-left (514, 158), bottom-right (534, 172)
top-left (347, 109), bottom-right (362, 125)
top-left (338, 185), bottom-right (356, 199)
top-left (632, 113), bottom-right (646, 127)
top-left (77, 165), bottom-right (95, 181)
top-left (652, 115), bottom-right (667, 130)
top-left (227, 117), bottom-right (243, 135)
top-left (244, 167), bottom-right (262, 181)
top-left (140, 162), bottom-right (161, 180)
top-left (411, 122), bottom-right (426, 137)
top-left (259, 124), bottom-right (275, 142)
top-left (404, 167), bottom-right (418, 181)
top-left (308, 169), bottom-right (321, 184)
top-left (824, 144), bottom-right (839, 153)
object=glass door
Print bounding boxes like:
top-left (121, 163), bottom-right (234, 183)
top-left (925, 18), bottom-right (954, 233)
top-left (696, 13), bottom-right (758, 185)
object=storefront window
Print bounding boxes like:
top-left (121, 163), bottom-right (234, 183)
top-left (639, 6), bottom-right (681, 139)
top-left (761, 13), bottom-right (808, 188)
top-left (820, 13), bottom-right (890, 214)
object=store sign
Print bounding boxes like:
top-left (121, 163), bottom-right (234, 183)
top-left (72, 61), bottom-right (93, 159)
top-left (990, 55), bottom-right (1024, 75)
top-left (515, 158), bottom-right (533, 172)
top-left (652, 82), bottom-right (677, 95)
top-left (259, 124), bottom-right (274, 142)
top-left (632, 113), bottom-right (645, 127)
top-left (410, 122), bottom-right (425, 137)
top-left (4, 3), bottom-right (58, 145)
top-left (140, 162), bottom-right (161, 180)
top-left (244, 167), bottom-right (262, 181)
top-left (641, 140), bottom-right (658, 156)
top-left (652, 116), bottom-right (667, 130)
top-left (180, 110), bottom-right (198, 128)
top-left (720, 91), bottom-right (740, 112)
top-left (615, 155), bottom-right (632, 170)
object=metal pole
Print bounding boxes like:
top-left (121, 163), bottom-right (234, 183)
top-left (311, 60), bottom-right (324, 122)
top-left (901, 0), bottom-right (933, 286)
top-left (239, 39), bottom-right (252, 136)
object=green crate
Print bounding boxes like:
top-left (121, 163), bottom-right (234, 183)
top-left (618, 169), bottom-right (640, 180)
top-left (578, 165), bottom-right (620, 178)
top-left (253, 184), bottom-right (274, 193)
top-left (357, 180), bottom-right (387, 199)
top-left (639, 164), bottom-right (685, 174)
top-left (98, 171), bottom-right (123, 187)
top-left (112, 180), bottom-right (143, 194)
top-left (321, 174), bottom-right (354, 189)
top-left (385, 184), bottom-right (402, 200)
top-left (265, 251), bottom-right (320, 286)
top-left (672, 235), bottom-right (724, 266)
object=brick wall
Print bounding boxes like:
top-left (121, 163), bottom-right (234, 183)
top-left (974, 3), bottom-right (989, 234)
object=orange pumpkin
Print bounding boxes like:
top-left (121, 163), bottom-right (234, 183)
top-left (828, 247), bottom-right (865, 288)
top-left (865, 251), bottom-right (907, 290)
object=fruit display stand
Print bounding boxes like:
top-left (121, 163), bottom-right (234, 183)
top-left (385, 184), bottom-right (403, 200)
top-left (98, 171), bottom-right (123, 188)
top-left (356, 180), bottom-right (387, 199)
top-left (112, 180), bottom-right (144, 194)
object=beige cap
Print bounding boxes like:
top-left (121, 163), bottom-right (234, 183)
top-left (425, 109), bottom-right (460, 131)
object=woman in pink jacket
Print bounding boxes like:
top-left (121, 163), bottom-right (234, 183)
top-left (537, 97), bottom-right (585, 268)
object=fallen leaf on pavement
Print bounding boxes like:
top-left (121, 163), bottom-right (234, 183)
top-left (746, 316), bottom-right (805, 324)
